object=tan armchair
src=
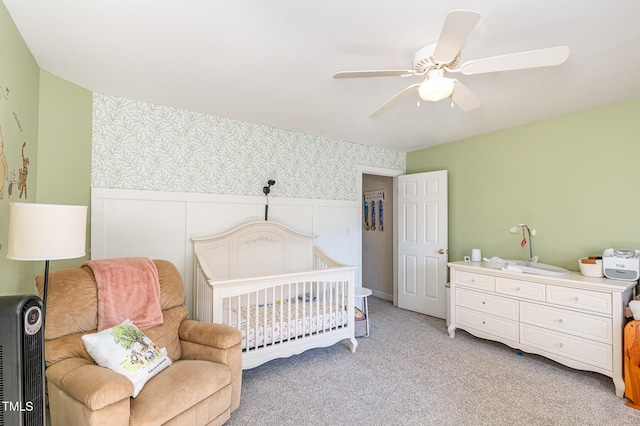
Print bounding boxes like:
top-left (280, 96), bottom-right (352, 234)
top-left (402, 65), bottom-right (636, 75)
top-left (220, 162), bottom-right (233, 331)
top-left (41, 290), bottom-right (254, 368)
top-left (37, 259), bottom-right (242, 426)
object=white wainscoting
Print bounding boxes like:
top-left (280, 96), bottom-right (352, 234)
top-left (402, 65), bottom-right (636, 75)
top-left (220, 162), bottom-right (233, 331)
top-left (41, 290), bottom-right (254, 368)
top-left (91, 188), bottom-right (359, 315)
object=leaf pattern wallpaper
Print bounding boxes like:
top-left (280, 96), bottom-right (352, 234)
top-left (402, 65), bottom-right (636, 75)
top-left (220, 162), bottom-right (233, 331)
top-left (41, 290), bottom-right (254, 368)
top-left (92, 93), bottom-right (405, 201)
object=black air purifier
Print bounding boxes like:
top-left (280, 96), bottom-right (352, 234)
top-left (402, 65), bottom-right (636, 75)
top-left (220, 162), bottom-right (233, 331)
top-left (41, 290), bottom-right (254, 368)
top-left (0, 295), bottom-right (46, 426)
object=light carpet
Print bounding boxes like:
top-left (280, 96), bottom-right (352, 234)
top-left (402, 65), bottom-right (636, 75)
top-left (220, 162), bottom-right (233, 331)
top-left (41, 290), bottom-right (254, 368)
top-left (226, 297), bottom-right (640, 426)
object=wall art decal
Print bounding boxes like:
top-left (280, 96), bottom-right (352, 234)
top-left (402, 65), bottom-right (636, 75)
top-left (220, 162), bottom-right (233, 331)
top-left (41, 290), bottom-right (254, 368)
top-left (0, 126), bottom-right (7, 199)
top-left (0, 83), bottom-right (30, 201)
top-left (18, 141), bottom-right (28, 199)
top-left (7, 170), bottom-right (16, 197)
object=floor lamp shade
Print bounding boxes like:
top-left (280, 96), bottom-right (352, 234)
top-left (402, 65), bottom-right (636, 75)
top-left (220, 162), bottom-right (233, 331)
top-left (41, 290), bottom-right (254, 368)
top-left (7, 203), bottom-right (87, 261)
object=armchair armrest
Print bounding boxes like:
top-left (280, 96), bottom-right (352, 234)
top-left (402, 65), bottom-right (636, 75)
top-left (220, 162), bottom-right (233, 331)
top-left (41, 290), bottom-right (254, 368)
top-left (46, 357), bottom-right (134, 410)
top-left (179, 320), bottom-right (241, 350)
top-left (178, 320), bottom-right (243, 411)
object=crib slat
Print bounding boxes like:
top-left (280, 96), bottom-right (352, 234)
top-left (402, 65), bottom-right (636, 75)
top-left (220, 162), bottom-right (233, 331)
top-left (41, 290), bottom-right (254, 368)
top-left (246, 293), bottom-right (252, 350)
top-left (336, 282), bottom-right (340, 329)
top-left (286, 282), bottom-right (290, 343)
top-left (267, 287), bottom-right (273, 348)
top-left (314, 281), bottom-right (320, 334)
top-left (304, 281), bottom-right (309, 337)
top-left (276, 285), bottom-right (282, 345)
top-left (322, 280), bottom-right (328, 332)
top-left (297, 282), bottom-right (302, 337)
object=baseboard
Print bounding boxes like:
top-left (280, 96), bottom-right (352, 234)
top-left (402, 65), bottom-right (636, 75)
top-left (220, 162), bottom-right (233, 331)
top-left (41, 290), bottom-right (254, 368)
top-left (371, 289), bottom-right (392, 301)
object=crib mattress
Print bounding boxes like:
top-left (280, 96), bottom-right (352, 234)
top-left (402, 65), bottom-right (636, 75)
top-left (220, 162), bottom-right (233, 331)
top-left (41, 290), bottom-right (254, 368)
top-left (224, 301), bottom-right (349, 350)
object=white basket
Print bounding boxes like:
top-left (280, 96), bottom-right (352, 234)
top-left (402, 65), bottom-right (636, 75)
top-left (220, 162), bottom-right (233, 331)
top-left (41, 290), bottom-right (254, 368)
top-left (578, 258), bottom-right (603, 277)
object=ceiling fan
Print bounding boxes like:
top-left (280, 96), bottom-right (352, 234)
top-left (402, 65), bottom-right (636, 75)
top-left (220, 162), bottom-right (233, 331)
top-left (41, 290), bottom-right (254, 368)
top-left (333, 10), bottom-right (570, 117)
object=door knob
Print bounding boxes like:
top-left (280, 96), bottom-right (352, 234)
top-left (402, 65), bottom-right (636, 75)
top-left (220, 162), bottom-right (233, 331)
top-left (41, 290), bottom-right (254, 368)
top-left (439, 249), bottom-right (446, 254)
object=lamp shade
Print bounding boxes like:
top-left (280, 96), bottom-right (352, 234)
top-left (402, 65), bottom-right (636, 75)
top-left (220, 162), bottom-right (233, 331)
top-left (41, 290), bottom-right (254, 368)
top-left (7, 203), bottom-right (87, 261)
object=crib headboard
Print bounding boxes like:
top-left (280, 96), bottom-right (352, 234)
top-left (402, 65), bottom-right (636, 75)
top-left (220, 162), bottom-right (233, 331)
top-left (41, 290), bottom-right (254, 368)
top-left (192, 221), bottom-right (318, 281)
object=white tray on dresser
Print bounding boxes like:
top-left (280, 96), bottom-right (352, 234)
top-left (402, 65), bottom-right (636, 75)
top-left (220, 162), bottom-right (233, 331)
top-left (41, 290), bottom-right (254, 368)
top-left (448, 261), bottom-right (636, 397)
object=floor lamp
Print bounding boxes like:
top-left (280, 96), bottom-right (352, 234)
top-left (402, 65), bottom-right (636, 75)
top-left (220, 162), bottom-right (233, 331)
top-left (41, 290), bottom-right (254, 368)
top-left (6, 203), bottom-right (86, 425)
top-left (7, 202), bottom-right (88, 319)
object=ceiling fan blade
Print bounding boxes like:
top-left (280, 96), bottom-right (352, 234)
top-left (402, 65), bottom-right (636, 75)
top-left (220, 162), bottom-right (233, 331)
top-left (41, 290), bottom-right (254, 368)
top-left (370, 84), bottom-right (420, 117)
top-left (460, 46), bottom-right (570, 75)
top-left (433, 10), bottom-right (482, 64)
top-left (451, 80), bottom-right (482, 111)
top-left (333, 70), bottom-right (417, 79)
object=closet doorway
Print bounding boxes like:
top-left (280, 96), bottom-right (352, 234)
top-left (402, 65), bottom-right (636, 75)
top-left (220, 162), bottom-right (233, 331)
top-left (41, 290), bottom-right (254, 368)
top-left (361, 172), bottom-right (395, 302)
top-left (358, 167), bottom-right (448, 319)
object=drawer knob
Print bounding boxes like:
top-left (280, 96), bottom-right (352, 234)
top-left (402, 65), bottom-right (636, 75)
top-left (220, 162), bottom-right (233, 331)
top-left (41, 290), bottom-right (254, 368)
top-left (558, 342), bottom-right (564, 348)
top-left (471, 279), bottom-right (476, 283)
top-left (482, 301), bottom-right (486, 304)
top-left (573, 296), bottom-right (579, 301)
top-left (558, 318), bottom-right (563, 324)
top-left (515, 287), bottom-right (521, 291)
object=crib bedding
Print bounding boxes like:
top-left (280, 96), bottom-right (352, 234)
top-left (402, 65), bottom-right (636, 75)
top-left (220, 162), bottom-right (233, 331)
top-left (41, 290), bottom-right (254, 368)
top-left (224, 300), bottom-right (349, 350)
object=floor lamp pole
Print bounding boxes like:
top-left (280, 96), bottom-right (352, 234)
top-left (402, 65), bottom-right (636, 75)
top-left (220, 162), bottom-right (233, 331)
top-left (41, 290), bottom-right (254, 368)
top-left (42, 260), bottom-right (50, 324)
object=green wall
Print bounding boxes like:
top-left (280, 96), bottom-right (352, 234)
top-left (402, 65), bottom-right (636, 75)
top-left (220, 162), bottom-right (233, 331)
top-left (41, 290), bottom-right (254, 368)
top-left (0, 1), bottom-right (40, 294)
top-left (36, 70), bottom-right (92, 270)
top-left (407, 98), bottom-right (640, 271)
top-left (0, 3), bottom-right (92, 295)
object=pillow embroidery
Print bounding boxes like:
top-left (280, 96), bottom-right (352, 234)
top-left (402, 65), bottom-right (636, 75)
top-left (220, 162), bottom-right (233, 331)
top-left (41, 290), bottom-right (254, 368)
top-left (82, 319), bottom-right (172, 397)
top-left (113, 322), bottom-right (163, 370)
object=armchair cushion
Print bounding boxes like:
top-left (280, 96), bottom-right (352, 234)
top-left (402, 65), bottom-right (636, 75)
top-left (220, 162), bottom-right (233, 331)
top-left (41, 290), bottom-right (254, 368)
top-left (82, 320), bottom-right (172, 397)
top-left (130, 360), bottom-right (231, 425)
top-left (46, 357), bottom-right (134, 410)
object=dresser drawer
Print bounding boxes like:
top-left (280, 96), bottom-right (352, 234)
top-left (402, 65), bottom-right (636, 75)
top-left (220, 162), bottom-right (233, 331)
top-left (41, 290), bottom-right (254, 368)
top-left (456, 306), bottom-right (519, 343)
top-left (520, 324), bottom-right (612, 371)
top-left (520, 302), bottom-right (612, 344)
top-left (546, 285), bottom-right (611, 315)
top-left (455, 271), bottom-right (494, 291)
top-left (495, 278), bottom-right (545, 301)
top-left (456, 288), bottom-right (518, 320)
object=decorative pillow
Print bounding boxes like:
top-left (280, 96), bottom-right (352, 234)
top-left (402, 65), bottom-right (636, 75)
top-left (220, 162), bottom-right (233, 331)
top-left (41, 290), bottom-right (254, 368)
top-left (82, 319), bottom-right (172, 397)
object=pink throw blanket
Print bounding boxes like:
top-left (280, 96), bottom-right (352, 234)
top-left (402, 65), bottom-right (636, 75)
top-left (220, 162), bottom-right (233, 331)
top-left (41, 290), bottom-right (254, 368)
top-left (83, 257), bottom-right (164, 331)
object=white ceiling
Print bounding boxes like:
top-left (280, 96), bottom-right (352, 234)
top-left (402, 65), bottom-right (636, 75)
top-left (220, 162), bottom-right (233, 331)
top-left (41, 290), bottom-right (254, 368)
top-left (5, 0), bottom-right (640, 152)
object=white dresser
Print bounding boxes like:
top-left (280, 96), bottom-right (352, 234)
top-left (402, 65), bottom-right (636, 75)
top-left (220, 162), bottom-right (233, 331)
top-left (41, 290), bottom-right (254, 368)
top-left (448, 261), bottom-right (636, 397)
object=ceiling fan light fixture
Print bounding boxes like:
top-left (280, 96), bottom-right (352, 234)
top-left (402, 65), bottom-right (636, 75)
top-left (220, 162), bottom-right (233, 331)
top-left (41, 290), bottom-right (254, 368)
top-left (419, 70), bottom-right (454, 102)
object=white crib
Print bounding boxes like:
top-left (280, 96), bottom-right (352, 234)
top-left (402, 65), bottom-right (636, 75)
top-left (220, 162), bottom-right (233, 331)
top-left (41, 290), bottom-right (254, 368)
top-left (192, 221), bottom-right (358, 369)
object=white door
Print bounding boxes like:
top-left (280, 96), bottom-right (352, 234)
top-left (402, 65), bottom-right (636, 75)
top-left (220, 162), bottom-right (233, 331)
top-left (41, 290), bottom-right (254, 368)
top-left (397, 170), bottom-right (448, 318)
